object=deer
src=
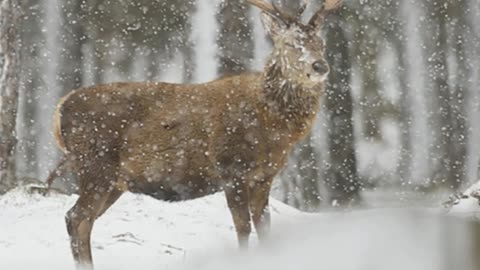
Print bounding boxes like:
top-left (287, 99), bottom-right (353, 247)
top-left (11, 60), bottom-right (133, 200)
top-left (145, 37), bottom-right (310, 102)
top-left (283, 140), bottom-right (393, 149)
top-left (51, 0), bottom-right (340, 268)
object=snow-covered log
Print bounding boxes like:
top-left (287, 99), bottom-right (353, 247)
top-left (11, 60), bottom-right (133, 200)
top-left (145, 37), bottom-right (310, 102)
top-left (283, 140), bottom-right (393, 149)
top-left (445, 181), bottom-right (480, 218)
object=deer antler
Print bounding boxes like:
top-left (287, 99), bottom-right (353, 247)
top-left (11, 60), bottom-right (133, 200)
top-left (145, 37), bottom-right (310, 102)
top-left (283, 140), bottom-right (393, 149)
top-left (323, 0), bottom-right (342, 11)
top-left (246, 0), bottom-right (297, 25)
top-left (308, 0), bottom-right (342, 27)
top-left (296, 0), bottom-right (308, 19)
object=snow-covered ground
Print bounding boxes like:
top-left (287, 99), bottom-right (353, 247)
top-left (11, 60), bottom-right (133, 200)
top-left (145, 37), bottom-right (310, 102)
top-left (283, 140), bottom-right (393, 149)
top-left (0, 188), bottom-right (302, 270)
top-left (1, 188), bottom-right (480, 270)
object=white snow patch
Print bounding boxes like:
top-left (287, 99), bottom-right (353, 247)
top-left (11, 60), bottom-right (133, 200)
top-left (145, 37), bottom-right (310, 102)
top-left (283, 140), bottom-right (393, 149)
top-left (448, 181), bottom-right (480, 218)
top-left (0, 188), bottom-right (302, 270)
top-left (1, 188), bottom-right (479, 270)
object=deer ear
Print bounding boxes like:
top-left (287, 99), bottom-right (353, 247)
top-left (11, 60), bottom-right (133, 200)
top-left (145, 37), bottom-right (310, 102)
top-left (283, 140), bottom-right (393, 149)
top-left (261, 12), bottom-right (286, 39)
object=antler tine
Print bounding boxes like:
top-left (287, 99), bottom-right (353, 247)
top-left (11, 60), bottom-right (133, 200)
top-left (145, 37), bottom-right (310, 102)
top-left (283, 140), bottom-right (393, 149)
top-left (246, 0), bottom-right (296, 24)
top-left (308, 0), bottom-right (342, 27)
top-left (324, 0), bottom-right (343, 11)
top-left (296, 0), bottom-right (308, 19)
top-left (271, 1), bottom-right (297, 24)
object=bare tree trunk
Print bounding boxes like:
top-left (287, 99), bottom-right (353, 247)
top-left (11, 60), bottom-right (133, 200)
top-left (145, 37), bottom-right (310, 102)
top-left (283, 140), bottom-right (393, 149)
top-left (17, 0), bottom-right (42, 179)
top-left (146, 50), bottom-right (161, 81)
top-left (279, 133), bottom-right (322, 211)
top-left (0, 0), bottom-right (20, 193)
top-left (279, 168), bottom-right (301, 209)
top-left (296, 135), bottom-right (321, 210)
top-left (324, 8), bottom-right (361, 206)
top-left (92, 43), bottom-right (104, 84)
top-left (470, 4), bottom-right (480, 185)
top-left (424, 1), bottom-right (457, 189)
top-left (395, 40), bottom-right (413, 184)
top-left (356, 32), bottom-right (382, 141)
top-left (434, 4), bottom-right (454, 189)
top-left (216, 0), bottom-right (253, 75)
top-left (181, 38), bottom-right (195, 83)
top-left (58, 0), bottom-right (84, 94)
top-left (392, 4), bottom-right (412, 184)
top-left (446, 0), bottom-right (469, 189)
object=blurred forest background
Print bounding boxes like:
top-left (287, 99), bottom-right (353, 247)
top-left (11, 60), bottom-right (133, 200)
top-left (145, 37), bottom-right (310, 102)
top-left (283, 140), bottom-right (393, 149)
top-left (0, 0), bottom-right (479, 211)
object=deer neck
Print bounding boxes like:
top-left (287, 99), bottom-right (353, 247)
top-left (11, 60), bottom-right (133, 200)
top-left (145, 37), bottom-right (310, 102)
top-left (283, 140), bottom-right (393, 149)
top-left (260, 59), bottom-right (322, 135)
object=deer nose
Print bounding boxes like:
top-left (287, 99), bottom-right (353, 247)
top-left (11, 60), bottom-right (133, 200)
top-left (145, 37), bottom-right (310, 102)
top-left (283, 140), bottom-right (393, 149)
top-left (312, 60), bottom-right (329, 75)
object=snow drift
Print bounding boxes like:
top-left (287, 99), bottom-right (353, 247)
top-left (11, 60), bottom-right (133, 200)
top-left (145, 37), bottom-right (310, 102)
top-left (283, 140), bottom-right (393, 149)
top-left (1, 188), bottom-right (479, 270)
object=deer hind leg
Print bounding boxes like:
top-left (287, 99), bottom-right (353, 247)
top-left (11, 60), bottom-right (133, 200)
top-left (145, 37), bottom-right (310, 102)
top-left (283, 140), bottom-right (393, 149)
top-left (44, 155), bottom-right (69, 193)
top-left (249, 180), bottom-right (272, 242)
top-left (66, 187), bottom-right (122, 269)
top-left (225, 179), bottom-right (251, 248)
top-left (65, 161), bottom-right (122, 269)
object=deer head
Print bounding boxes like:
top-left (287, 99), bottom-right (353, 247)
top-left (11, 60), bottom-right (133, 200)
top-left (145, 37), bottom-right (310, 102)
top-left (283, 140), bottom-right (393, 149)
top-left (248, 0), bottom-right (341, 89)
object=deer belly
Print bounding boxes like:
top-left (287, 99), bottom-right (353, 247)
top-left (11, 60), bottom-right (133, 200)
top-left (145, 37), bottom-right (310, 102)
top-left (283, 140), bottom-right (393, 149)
top-left (127, 175), bottom-right (220, 201)
top-left (119, 148), bottom-right (220, 201)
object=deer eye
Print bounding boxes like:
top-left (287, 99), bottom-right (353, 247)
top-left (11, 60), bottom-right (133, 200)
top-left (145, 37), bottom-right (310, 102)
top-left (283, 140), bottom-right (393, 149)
top-left (312, 60), bottom-right (329, 75)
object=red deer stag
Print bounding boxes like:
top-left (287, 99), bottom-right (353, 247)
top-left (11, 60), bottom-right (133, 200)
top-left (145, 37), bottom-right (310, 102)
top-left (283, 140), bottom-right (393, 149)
top-left (52, 0), bottom-right (340, 268)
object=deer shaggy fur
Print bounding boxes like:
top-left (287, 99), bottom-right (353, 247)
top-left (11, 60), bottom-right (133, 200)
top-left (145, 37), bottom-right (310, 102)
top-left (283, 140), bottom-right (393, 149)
top-left (50, 0), bottom-right (340, 268)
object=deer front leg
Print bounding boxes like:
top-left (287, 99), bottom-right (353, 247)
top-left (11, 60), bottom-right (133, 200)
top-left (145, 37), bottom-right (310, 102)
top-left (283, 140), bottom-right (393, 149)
top-left (225, 180), bottom-right (251, 248)
top-left (66, 194), bottom-right (99, 269)
top-left (249, 179), bottom-right (272, 242)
